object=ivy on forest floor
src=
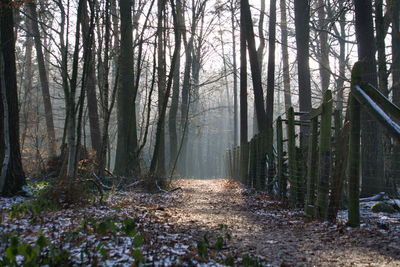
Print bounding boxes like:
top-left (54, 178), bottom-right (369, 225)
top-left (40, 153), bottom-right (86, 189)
top-left (196, 224), bottom-right (265, 266)
top-left (1, 214), bottom-right (145, 266)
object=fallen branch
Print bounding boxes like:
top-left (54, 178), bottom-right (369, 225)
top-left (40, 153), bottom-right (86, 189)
top-left (93, 172), bottom-right (112, 190)
top-left (126, 180), bottom-right (144, 188)
top-left (360, 192), bottom-right (386, 202)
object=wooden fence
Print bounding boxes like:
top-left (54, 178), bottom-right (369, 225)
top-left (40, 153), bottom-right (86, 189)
top-left (225, 62), bottom-right (400, 226)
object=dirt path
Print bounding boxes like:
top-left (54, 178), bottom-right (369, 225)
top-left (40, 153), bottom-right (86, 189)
top-left (160, 179), bottom-right (400, 266)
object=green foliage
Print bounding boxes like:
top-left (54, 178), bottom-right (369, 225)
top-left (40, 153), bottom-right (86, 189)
top-left (216, 236), bottom-right (224, 251)
top-left (133, 235), bottom-right (143, 248)
top-left (197, 241), bottom-right (208, 260)
top-left (9, 198), bottom-right (57, 219)
top-left (96, 243), bottom-right (108, 260)
top-left (224, 256), bottom-right (234, 266)
top-left (26, 181), bottom-right (50, 197)
top-left (370, 202), bottom-right (396, 213)
top-left (122, 218), bottom-right (137, 237)
top-left (203, 232), bottom-right (210, 246)
top-left (0, 234), bottom-right (71, 266)
top-left (242, 254), bottom-right (263, 267)
top-left (132, 249), bottom-right (145, 265)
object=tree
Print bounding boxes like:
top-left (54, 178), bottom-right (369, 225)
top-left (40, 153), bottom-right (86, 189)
top-left (0, 1), bottom-right (26, 196)
top-left (294, 0), bottom-right (312, 142)
top-left (230, 0), bottom-right (239, 147)
top-left (239, 0), bottom-right (248, 183)
top-left (354, 0), bottom-right (383, 197)
top-left (28, 0), bottom-right (57, 158)
top-left (168, 0), bottom-right (183, 171)
top-left (265, 0), bottom-right (276, 193)
top-left (280, 0), bottom-right (292, 111)
top-left (82, 0), bottom-right (101, 160)
top-left (114, 0), bottom-right (140, 176)
top-left (155, 0), bottom-right (167, 176)
top-left (392, 0), bottom-right (400, 106)
top-left (391, 0), bottom-right (400, 187)
top-left (241, 0), bottom-right (266, 134)
top-left (317, 0), bottom-right (330, 94)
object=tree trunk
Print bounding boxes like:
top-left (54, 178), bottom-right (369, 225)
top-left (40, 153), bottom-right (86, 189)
top-left (240, 0), bottom-right (248, 182)
top-left (265, 0), bottom-right (276, 129)
top-left (114, 0), bottom-right (140, 176)
top-left (391, 0), bottom-right (400, 187)
top-left (242, 0), bottom-right (266, 134)
top-left (28, 0), bottom-right (57, 157)
top-left (231, 0), bottom-right (239, 147)
top-left (280, 0), bottom-right (292, 111)
top-left (156, 0), bottom-right (166, 176)
top-left (0, 1), bottom-right (26, 196)
top-left (168, 0), bottom-right (183, 171)
top-left (317, 0), bottom-right (330, 94)
top-left (265, 0), bottom-right (276, 193)
top-left (294, 0), bottom-right (312, 142)
top-left (82, 1), bottom-right (101, 160)
top-left (21, 5), bottom-right (34, 150)
top-left (354, 0), bottom-right (383, 197)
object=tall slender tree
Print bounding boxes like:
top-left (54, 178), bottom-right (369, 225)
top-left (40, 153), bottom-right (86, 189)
top-left (28, 0), bottom-right (57, 157)
top-left (239, 0), bottom-right (248, 182)
top-left (317, 0), bottom-right (330, 94)
top-left (242, 0), bottom-right (266, 134)
top-left (230, 0), bottom-right (239, 147)
top-left (280, 0), bottom-right (292, 111)
top-left (114, 0), bottom-right (140, 176)
top-left (82, 0), bottom-right (101, 160)
top-left (294, 0), bottom-right (312, 142)
top-left (168, 0), bottom-right (183, 171)
top-left (0, 1), bottom-right (26, 196)
top-left (354, 0), bottom-right (383, 197)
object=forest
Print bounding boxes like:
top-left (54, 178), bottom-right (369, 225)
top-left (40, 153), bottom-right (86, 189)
top-left (0, 0), bottom-right (400, 265)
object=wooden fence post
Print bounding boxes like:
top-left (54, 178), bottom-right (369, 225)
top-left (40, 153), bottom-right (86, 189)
top-left (277, 116), bottom-right (285, 199)
top-left (267, 126), bottom-right (275, 193)
top-left (228, 149), bottom-right (234, 180)
top-left (348, 62), bottom-right (362, 227)
top-left (317, 90), bottom-right (333, 220)
top-left (235, 147), bottom-right (240, 181)
top-left (287, 107), bottom-right (298, 207)
top-left (255, 135), bottom-right (261, 190)
top-left (240, 142), bottom-right (249, 185)
top-left (249, 137), bottom-right (256, 188)
top-left (305, 114), bottom-right (319, 216)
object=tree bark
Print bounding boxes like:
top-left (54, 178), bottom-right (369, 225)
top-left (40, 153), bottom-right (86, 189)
top-left (231, 0), bottom-right (239, 147)
top-left (280, 0), bottom-right (292, 111)
top-left (0, 1), bottom-right (26, 196)
top-left (168, 0), bottom-right (183, 171)
top-left (294, 0), bottom-right (312, 141)
top-left (28, 0), bottom-right (57, 157)
top-left (82, 1), bottom-right (101, 160)
top-left (114, 0), bottom-right (140, 176)
top-left (239, 0), bottom-right (248, 182)
top-left (391, 0), bottom-right (400, 187)
top-left (265, 0), bottom-right (276, 129)
top-left (21, 4), bottom-right (34, 150)
top-left (242, 0), bottom-right (266, 134)
top-left (354, 0), bottom-right (383, 197)
top-left (156, 0), bottom-right (166, 176)
top-left (317, 0), bottom-right (330, 94)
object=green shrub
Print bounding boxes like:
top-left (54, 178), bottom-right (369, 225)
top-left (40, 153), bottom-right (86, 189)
top-left (0, 234), bottom-right (71, 266)
top-left (370, 202), bottom-right (396, 213)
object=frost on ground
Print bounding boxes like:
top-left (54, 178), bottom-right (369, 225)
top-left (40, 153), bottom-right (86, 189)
top-left (1, 179), bottom-right (400, 266)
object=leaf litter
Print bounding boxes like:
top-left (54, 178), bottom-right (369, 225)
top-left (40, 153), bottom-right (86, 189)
top-left (0, 179), bottom-right (399, 266)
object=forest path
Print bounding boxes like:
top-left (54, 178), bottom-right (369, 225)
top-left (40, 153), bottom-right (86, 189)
top-left (163, 179), bottom-right (400, 266)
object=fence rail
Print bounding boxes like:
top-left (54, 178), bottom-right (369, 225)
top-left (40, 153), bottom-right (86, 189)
top-left (225, 62), bottom-right (400, 227)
